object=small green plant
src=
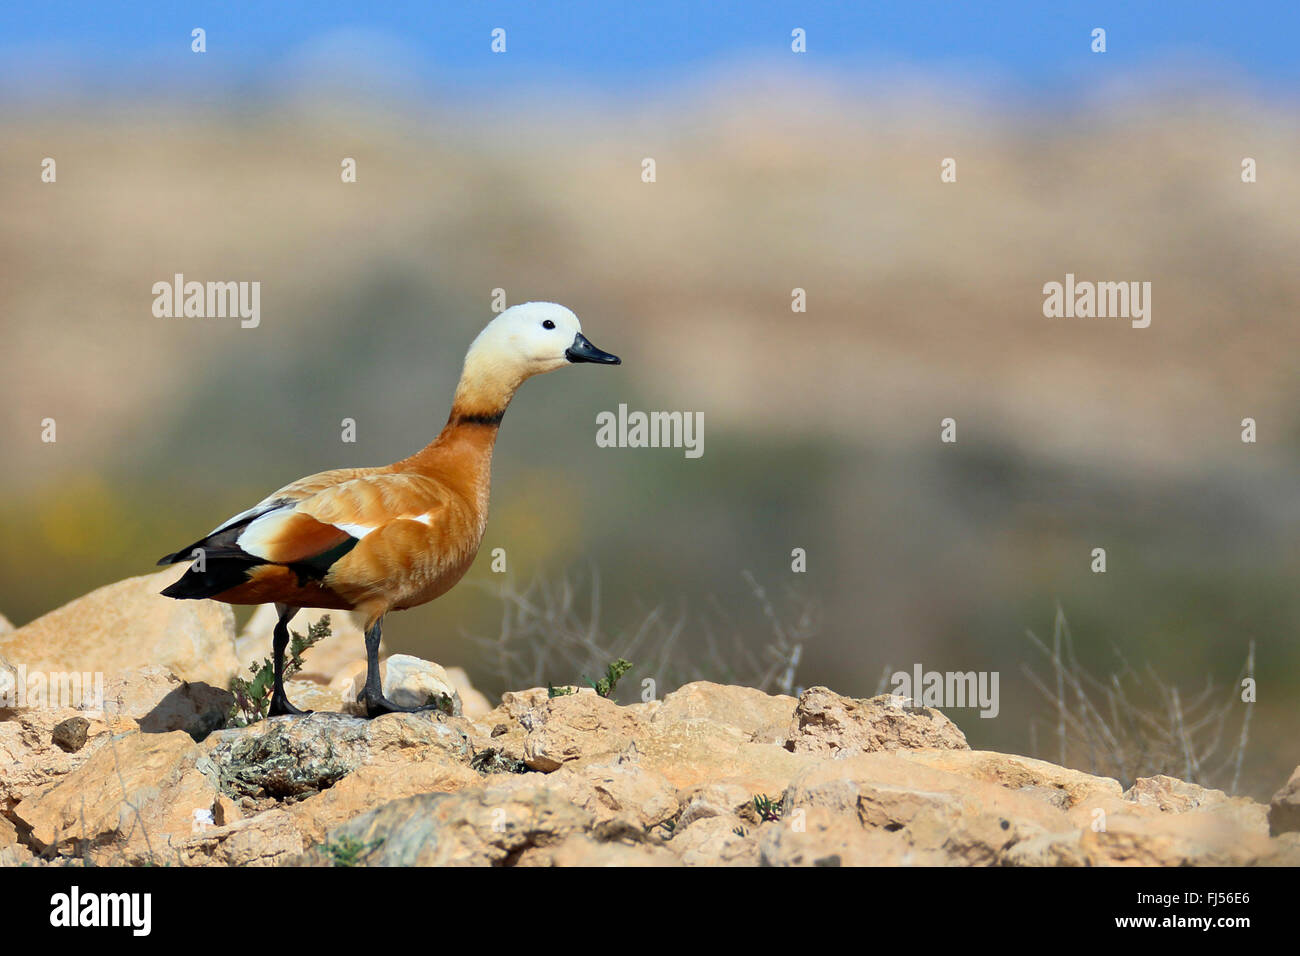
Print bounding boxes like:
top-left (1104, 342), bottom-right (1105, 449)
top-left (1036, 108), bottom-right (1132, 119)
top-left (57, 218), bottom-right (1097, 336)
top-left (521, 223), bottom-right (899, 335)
top-left (425, 692), bottom-right (456, 715)
top-left (753, 794), bottom-right (783, 822)
top-left (324, 833), bottom-right (383, 867)
top-left (587, 658), bottom-right (633, 699)
top-left (228, 616), bottom-right (332, 726)
top-left (733, 825), bottom-right (747, 837)
top-left (547, 682), bottom-right (575, 698)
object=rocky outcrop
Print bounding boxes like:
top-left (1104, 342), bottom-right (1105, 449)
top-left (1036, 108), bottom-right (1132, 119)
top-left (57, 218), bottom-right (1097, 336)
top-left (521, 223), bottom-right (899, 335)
top-left (0, 706), bottom-right (131, 816)
top-left (13, 730), bottom-right (221, 864)
top-left (1, 594), bottom-right (1295, 867)
top-left (784, 686), bottom-right (969, 755)
top-left (101, 667), bottom-right (233, 740)
top-left (0, 567), bottom-right (239, 689)
top-left (1268, 766), bottom-right (1300, 836)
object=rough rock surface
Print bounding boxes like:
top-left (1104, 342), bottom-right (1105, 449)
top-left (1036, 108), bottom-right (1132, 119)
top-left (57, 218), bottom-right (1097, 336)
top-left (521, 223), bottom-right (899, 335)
top-left (1, 588), bottom-right (1294, 867)
top-left (1268, 766), bottom-right (1300, 836)
top-left (0, 651), bottom-right (15, 702)
top-left (382, 655), bottom-right (463, 714)
top-left (101, 667), bottom-right (233, 740)
top-left (0, 567), bottom-right (238, 688)
top-left (784, 686), bottom-right (969, 755)
top-left (205, 711), bottom-right (473, 800)
top-left (13, 730), bottom-right (221, 863)
top-left (291, 783), bottom-right (671, 867)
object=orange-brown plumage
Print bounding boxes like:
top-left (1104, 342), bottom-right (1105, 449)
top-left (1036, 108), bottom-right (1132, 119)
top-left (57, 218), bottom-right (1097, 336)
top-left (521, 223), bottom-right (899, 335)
top-left (158, 302), bottom-right (620, 716)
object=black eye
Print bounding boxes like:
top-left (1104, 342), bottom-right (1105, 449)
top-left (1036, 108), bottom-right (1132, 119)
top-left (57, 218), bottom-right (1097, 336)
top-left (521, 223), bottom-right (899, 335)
top-left (543, 320), bottom-right (555, 330)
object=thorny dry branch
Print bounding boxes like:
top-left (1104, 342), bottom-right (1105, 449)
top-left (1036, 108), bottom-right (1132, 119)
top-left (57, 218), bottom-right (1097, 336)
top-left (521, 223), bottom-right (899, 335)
top-left (470, 568), bottom-right (818, 701)
top-left (1023, 605), bottom-right (1255, 793)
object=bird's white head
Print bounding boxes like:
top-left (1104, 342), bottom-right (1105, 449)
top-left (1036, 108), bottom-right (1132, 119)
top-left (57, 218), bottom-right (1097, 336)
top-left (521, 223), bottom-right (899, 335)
top-left (454, 302), bottom-right (620, 417)
top-left (465, 301), bottom-right (620, 379)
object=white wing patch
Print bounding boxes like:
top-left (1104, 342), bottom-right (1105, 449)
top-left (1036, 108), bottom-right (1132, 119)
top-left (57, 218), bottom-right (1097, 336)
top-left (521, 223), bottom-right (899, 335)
top-left (233, 507), bottom-right (434, 558)
top-left (235, 507), bottom-right (299, 559)
top-left (333, 522), bottom-right (377, 539)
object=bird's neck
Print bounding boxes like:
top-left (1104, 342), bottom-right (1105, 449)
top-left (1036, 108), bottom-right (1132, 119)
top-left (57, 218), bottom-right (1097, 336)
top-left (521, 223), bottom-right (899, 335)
top-left (399, 359), bottom-right (521, 475)
top-left (446, 363), bottom-right (521, 427)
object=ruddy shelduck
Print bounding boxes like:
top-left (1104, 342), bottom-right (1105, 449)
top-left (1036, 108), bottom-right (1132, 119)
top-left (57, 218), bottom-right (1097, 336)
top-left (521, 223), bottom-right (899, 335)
top-left (158, 302), bottom-right (620, 717)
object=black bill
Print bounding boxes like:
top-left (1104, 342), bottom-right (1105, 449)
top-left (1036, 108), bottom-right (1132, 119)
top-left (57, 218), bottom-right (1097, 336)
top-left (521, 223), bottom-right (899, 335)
top-left (565, 332), bottom-right (621, 365)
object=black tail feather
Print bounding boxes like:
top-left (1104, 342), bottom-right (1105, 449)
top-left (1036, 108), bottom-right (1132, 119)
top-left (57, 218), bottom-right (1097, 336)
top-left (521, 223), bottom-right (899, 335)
top-left (160, 556), bottom-right (261, 600)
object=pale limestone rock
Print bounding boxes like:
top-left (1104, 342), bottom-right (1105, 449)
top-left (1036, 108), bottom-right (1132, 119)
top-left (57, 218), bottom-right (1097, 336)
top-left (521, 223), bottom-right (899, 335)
top-left (522, 693), bottom-right (644, 771)
top-left (174, 809), bottom-right (304, 867)
top-left (213, 793), bottom-right (243, 826)
top-left (784, 751), bottom-right (1078, 866)
top-left (624, 698), bottom-right (662, 721)
top-left (0, 567), bottom-right (238, 689)
top-left (1124, 774), bottom-right (1269, 834)
top-left (653, 681), bottom-right (796, 743)
top-left (677, 782), bottom-right (756, 827)
top-left (281, 678), bottom-right (351, 715)
top-left (382, 654), bottom-right (462, 714)
top-left (1081, 811), bottom-right (1276, 866)
top-left (324, 658), bottom-right (485, 717)
top-left (485, 685), bottom-right (595, 731)
top-left (900, 749), bottom-right (1123, 809)
top-left (0, 707), bottom-right (130, 813)
top-left (784, 686), bottom-right (968, 756)
top-left (0, 843), bottom-right (34, 867)
top-left (668, 814), bottom-right (760, 866)
top-left (6, 669), bottom-right (1289, 868)
top-left (101, 666), bottom-right (232, 740)
top-left (516, 833), bottom-right (680, 867)
top-left (1269, 766), bottom-right (1300, 836)
top-left (13, 730), bottom-right (220, 863)
top-left (294, 784), bottom-right (601, 866)
top-left (0, 812), bottom-right (18, 847)
top-left (757, 807), bottom-right (951, 866)
top-left (638, 716), bottom-right (819, 793)
top-left (1126, 773), bottom-right (1235, 812)
top-left (549, 758), bottom-right (678, 828)
top-left (0, 651), bottom-right (15, 703)
top-left (287, 759), bottom-right (481, 845)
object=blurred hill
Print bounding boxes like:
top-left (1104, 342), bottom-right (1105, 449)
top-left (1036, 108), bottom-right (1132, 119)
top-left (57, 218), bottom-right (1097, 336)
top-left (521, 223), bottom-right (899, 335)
top-left (2, 76), bottom-right (1298, 796)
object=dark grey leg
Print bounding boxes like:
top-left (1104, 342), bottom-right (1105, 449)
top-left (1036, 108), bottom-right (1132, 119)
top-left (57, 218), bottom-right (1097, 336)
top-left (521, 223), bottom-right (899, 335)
top-left (267, 603), bottom-right (311, 717)
top-left (357, 615), bottom-right (437, 718)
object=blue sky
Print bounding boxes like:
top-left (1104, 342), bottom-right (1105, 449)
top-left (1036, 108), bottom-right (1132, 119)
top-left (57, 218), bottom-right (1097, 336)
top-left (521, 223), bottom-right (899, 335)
top-left (2, 1), bottom-right (1297, 99)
